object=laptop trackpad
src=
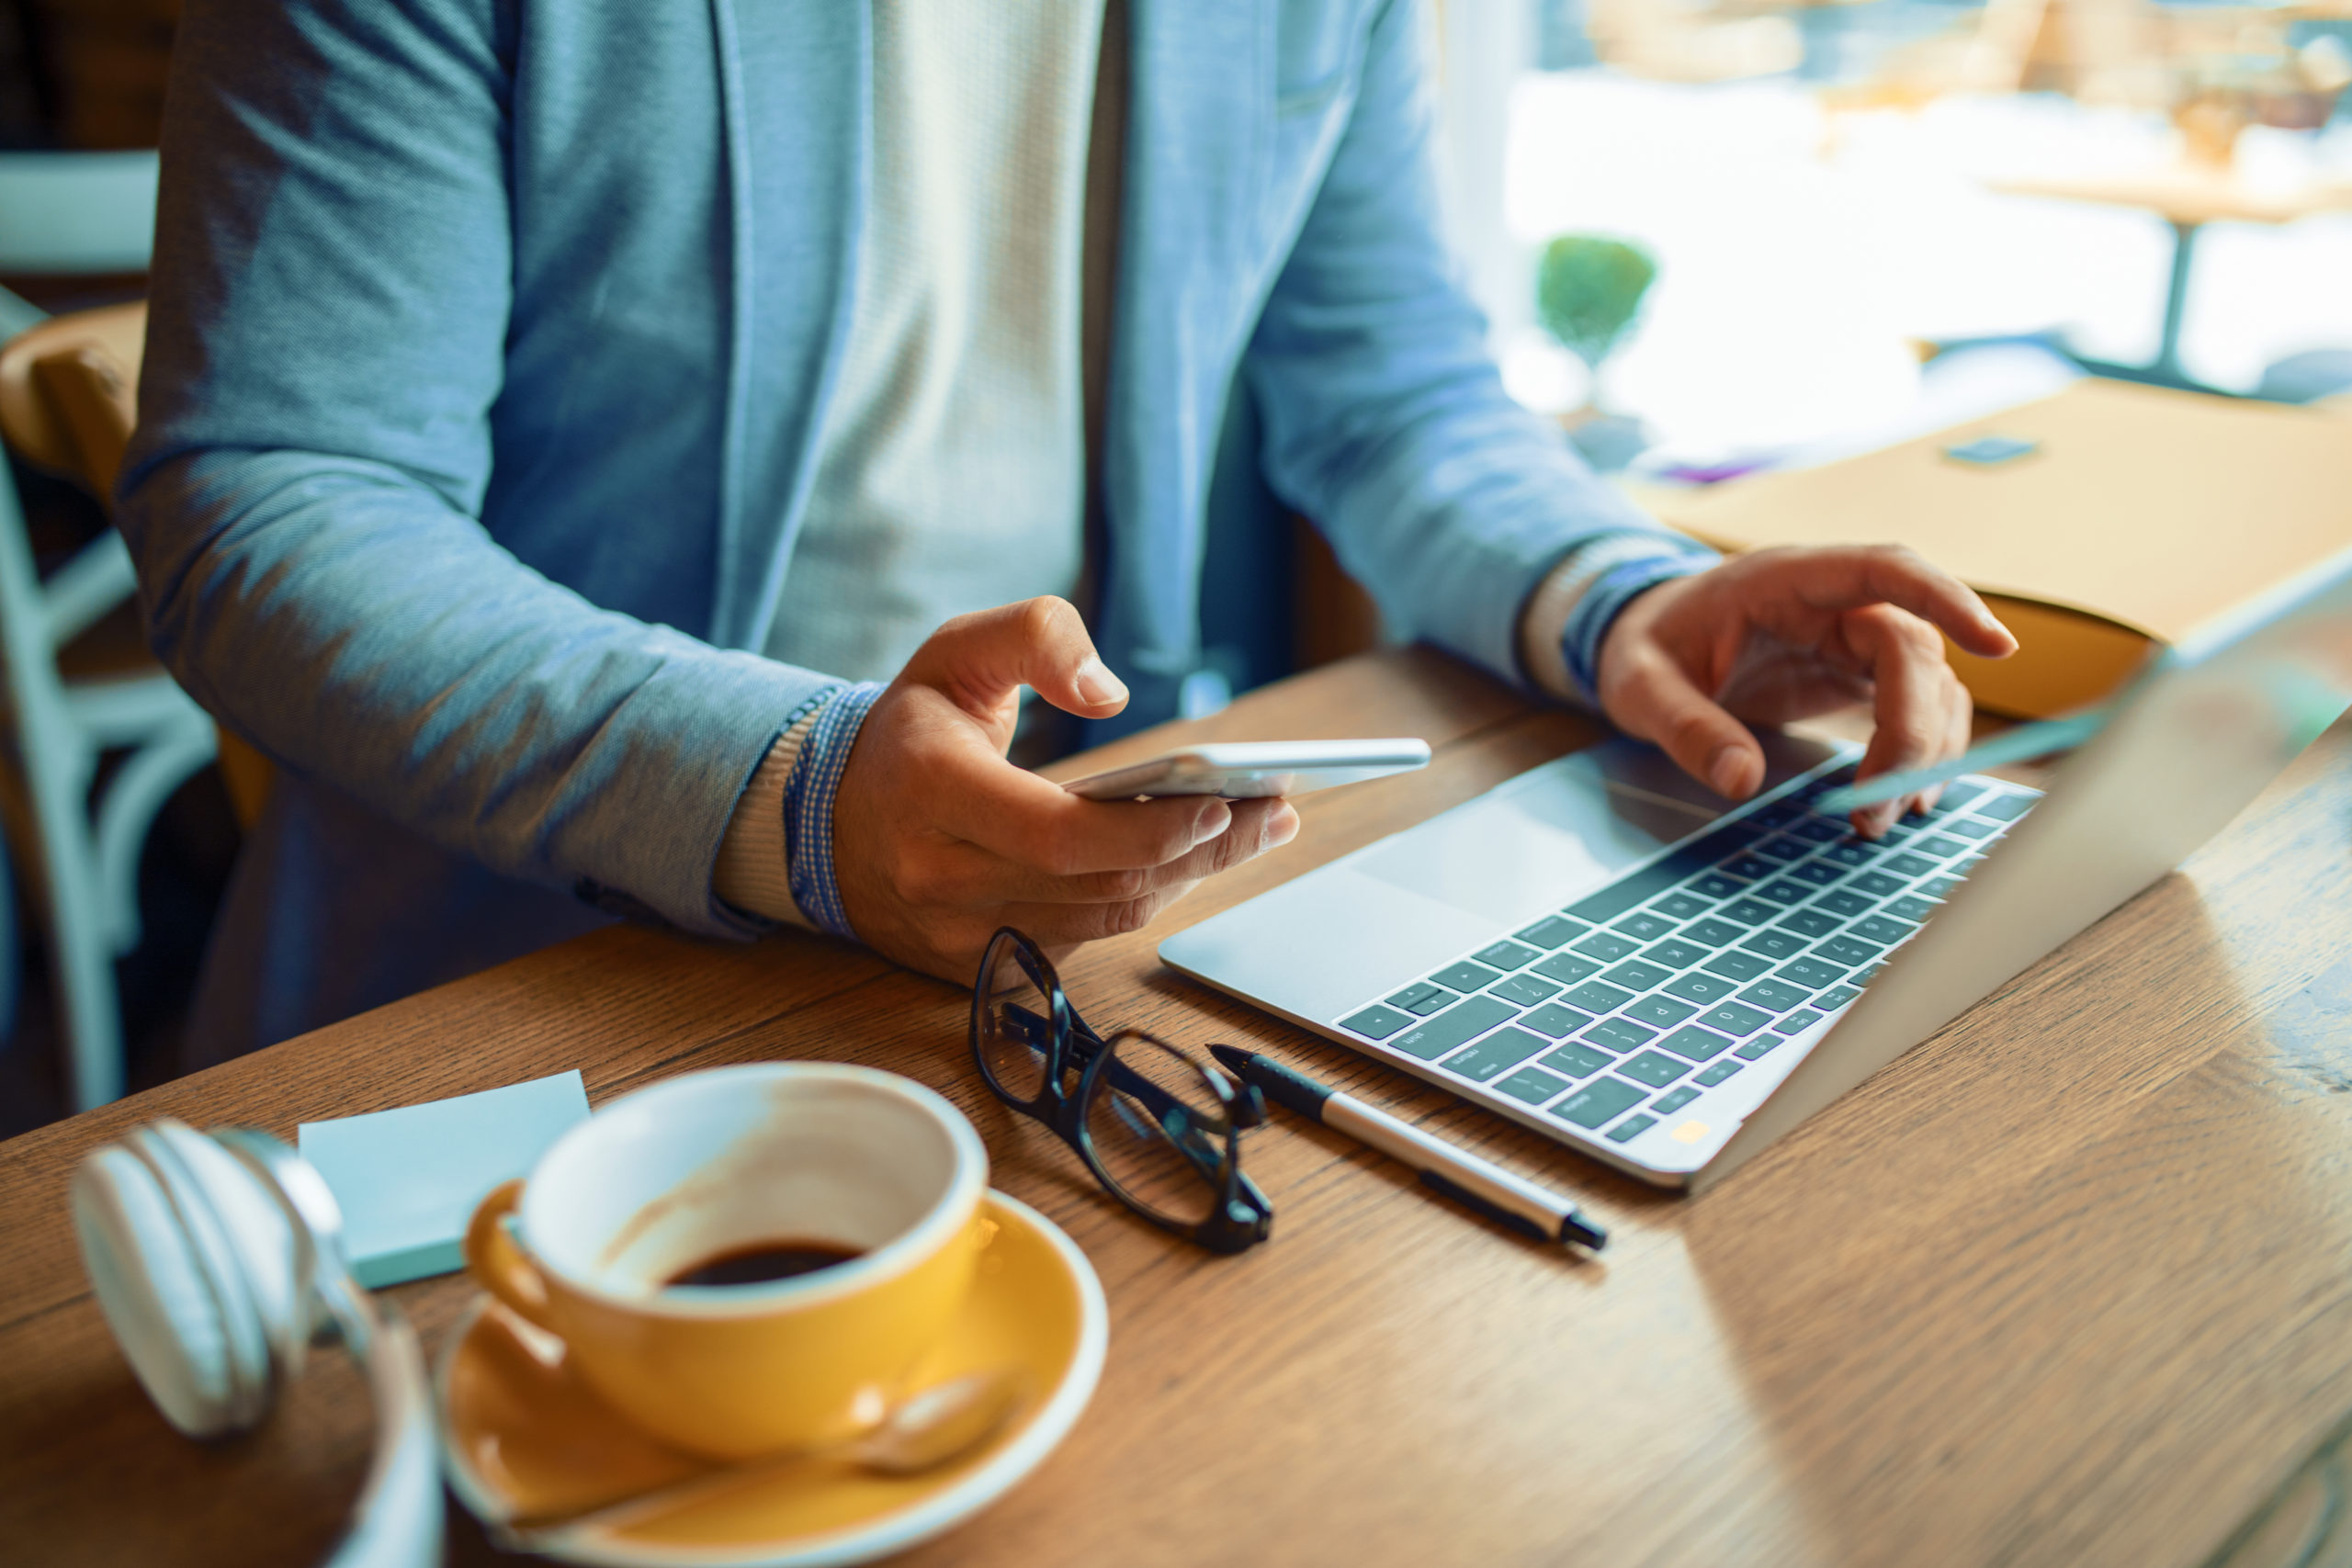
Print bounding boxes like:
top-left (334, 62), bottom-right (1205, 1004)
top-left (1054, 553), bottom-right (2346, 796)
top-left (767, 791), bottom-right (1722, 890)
top-left (1356, 743), bottom-right (1724, 926)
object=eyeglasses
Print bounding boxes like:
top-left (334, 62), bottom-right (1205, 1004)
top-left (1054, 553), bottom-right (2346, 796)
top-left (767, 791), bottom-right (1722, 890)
top-left (969, 928), bottom-right (1272, 1254)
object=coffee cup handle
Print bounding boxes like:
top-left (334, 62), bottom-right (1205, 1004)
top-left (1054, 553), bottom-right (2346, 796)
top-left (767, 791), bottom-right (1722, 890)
top-left (464, 1179), bottom-right (557, 1331)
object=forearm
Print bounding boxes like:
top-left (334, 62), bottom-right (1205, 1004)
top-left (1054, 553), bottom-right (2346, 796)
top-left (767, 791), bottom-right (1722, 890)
top-left (123, 447), bottom-right (835, 937)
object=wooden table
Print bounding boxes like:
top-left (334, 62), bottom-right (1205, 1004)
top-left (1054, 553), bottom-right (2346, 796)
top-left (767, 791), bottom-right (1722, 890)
top-left (6, 649), bottom-right (2352, 1568)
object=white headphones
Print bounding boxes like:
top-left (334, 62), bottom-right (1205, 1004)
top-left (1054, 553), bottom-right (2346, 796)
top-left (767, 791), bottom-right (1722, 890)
top-left (71, 1120), bottom-right (443, 1568)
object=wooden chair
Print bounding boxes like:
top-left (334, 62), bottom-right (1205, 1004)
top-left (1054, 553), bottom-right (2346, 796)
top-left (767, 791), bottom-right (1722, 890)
top-left (0, 296), bottom-right (220, 1109)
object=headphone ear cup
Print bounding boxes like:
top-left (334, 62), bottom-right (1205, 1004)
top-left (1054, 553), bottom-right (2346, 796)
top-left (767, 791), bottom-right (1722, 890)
top-left (73, 1144), bottom-right (249, 1438)
top-left (149, 1122), bottom-right (306, 1376)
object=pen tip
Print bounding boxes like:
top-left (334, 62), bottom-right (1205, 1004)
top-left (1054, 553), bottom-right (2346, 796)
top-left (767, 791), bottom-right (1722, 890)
top-left (1206, 1043), bottom-right (1252, 1075)
top-left (1562, 1213), bottom-right (1609, 1251)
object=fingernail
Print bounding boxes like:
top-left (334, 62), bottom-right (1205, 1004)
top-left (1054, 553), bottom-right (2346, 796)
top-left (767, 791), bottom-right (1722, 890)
top-left (1707, 746), bottom-right (1747, 797)
top-left (1075, 658), bottom-right (1127, 707)
top-left (1266, 802), bottom-right (1301, 847)
top-left (1193, 799), bottom-right (1232, 845)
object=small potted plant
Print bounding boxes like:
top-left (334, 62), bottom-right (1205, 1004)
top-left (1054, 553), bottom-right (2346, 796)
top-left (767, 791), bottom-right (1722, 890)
top-left (1535, 232), bottom-right (1657, 471)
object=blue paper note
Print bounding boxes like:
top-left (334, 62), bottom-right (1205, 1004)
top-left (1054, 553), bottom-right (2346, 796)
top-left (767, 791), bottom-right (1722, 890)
top-left (299, 1070), bottom-right (592, 1288)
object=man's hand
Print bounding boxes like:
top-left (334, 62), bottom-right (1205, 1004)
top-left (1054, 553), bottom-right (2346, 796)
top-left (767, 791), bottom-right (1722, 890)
top-left (832, 598), bottom-right (1299, 983)
top-left (1596, 545), bottom-right (2018, 836)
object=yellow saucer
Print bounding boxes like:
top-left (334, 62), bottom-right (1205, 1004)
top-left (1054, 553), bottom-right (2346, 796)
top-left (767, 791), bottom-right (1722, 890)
top-left (435, 1191), bottom-right (1107, 1567)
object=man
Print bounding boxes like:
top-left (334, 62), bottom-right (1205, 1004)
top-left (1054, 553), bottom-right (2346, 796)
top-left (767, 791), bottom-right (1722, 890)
top-left (121, 0), bottom-right (2013, 1059)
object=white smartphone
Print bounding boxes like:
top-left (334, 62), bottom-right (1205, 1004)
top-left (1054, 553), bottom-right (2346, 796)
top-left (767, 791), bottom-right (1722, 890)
top-left (1061, 738), bottom-right (1432, 801)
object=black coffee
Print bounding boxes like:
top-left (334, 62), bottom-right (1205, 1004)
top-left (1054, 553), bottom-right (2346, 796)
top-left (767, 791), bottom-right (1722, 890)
top-left (664, 1238), bottom-right (865, 1288)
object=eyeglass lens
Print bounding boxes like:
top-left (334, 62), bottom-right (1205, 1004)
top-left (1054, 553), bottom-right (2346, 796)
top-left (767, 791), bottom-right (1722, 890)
top-left (977, 932), bottom-right (1056, 1103)
top-left (1086, 1032), bottom-right (1234, 1229)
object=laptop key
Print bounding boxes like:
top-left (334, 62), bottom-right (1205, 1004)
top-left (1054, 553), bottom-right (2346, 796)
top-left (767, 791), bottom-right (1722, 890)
top-left (1752, 802), bottom-right (1804, 829)
top-left (1789, 862), bottom-right (1846, 887)
top-left (1644, 937), bottom-right (1710, 970)
top-left (1341, 1004), bottom-right (1412, 1040)
top-left (1580, 1016), bottom-right (1658, 1053)
top-left (1850, 916), bottom-right (1911, 946)
top-left (1386, 981), bottom-right (1450, 1015)
top-left (1611, 911), bottom-right (1679, 942)
top-left (1653, 891), bottom-right (1713, 919)
top-left (1921, 875), bottom-right (1962, 899)
top-left (1754, 879), bottom-right (1815, 906)
top-left (1736, 979), bottom-right (1813, 1012)
top-left (1771, 1005), bottom-right (1824, 1033)
top-left (1600, 959), bottom-right (1673, 993)
top-left (1817, 985), bottom-right (1861, 1009)
top-left (1650, 1086), bottom-right (1702, 1115)
top-left (1549, 1077), bottom-right (1649, 1129)
top-left (1884, 896), bottom-right (1939, 923)
top-left (1388, 996), bottom-right (1518, 1060)
top-left (1513, 915), bottom-right (1587, 950)
top-left (1977, 793), bottom-right (2034, 821)
top-left (1721, 853), bottom-right (1777, 881)
top-left (1775, 957), bottom-right (1848, 989)
top-left (1532, 951), bottom-right (1602, 987)
top-left (1431, 960), bottom-right (1500, 992)
top-left (1539, 1042), bottom-right (1614, 1077)
top-left (1623, 994), bottom-right (1700, 1030)
top-left (1664, 970), bottom-right (1738, 1005)
top-left (1689, 873), bottom-right (1745, 899)
top-left (1815, 889), bottom-right (1875, 918)
top-left (1737, 927), bottom-right (1808, 960)
top-left (1680, 917), bottom-right (1745, 948)
top-left (1917, 834), bottom-right (1971, 858)
top-left (1604, 1113), bottom-right (1657, 1144)
top-left (1849, 872), bottom-right (1905, 897)
top-left (1813, 935), bottom-right (1882, 967)
top-left (1441, 1027), bottom-right (1551, 1083)
top-left (1617, 1050), bottom-right (1688, 1088)
top-left (1944, 817), bottom-right (1996, 840)
top-left (1493, 1066), bottom-right (1569, 1105)
top-left (1694, 1060), bottom-right (1745, 1087)
top-left (1718, 897), bottom-right (1781, 926)
top-left (1699, 1002), bottom-right (1771, 1037)
top-left (1885, 853), bottom-right (1939, 878)
top-left (1475, 939), bottom-right (1541, 971)
top-left (1931, 780), bottom-right (1986, 811)
top-left (1789, 818), bottom-right (1842, 842)
top-left (1489, 973), bottom-right (1561, 1008)
top-left (1754, 837), bottom-right (1809, 863)
top-left (1702, 949), bottom-right (1773, 983)
top-left (1823, 840), bottom-right (1879, 867)
top-left (1775, 908), bottom-right (1843, 938)
top-left (1562, 980), bottom-right (1634, 1014)
top-left (1657, 1024), bottom-right (1733, 1062)
top-left (1736, 1035), bottom-right (1784, 1059)
top-left (1571, 931), bottom-right (1642, 963)
top-left (1515, 1002), bottom-right (1593, 1038)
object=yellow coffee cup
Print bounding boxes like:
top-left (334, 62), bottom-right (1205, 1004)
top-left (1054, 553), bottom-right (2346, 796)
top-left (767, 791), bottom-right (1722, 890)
top-left (463, 1063), bottom-right (989, 1460)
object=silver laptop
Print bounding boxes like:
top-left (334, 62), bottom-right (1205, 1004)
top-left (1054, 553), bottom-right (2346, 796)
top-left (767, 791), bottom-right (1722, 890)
top-left (1162, 547), bottom-right (2352, 1192)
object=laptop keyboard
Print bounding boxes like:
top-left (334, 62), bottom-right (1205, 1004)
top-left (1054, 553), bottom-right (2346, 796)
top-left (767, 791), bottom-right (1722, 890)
top-left (1331, 765), bottom-right (2040, 1150)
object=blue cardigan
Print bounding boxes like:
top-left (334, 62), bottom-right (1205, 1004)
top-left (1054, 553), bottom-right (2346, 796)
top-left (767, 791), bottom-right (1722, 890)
top-left (119, 0), bottom-right (1667, 1052)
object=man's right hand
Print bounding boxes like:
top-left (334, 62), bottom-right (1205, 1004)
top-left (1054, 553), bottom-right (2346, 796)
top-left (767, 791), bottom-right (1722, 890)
top-left (831, 598), bottom-right (1299, 985)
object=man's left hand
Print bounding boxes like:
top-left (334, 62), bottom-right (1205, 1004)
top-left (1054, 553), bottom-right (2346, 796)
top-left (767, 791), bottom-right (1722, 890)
top-left (1595, 544), bottom-right (2018, 836)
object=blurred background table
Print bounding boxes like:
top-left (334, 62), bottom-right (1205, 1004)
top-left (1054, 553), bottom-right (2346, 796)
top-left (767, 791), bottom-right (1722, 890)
top-left (4, 648), bottom-right (2351, 1567)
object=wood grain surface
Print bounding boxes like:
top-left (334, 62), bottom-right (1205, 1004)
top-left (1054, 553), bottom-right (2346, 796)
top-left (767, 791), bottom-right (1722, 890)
top-left (4, 647), bottom-right (2348, 1568)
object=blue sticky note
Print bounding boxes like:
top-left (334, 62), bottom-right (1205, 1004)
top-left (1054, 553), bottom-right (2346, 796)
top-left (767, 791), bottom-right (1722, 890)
top-left (1943, 434), bottom-right (2041, 467)
top-left (299, 1070), bottom-right (592, 1288)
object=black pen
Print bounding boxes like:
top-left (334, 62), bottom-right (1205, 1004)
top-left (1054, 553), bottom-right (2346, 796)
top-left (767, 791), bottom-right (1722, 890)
top-left (1208, 1045), bottom-right (1606, 1251)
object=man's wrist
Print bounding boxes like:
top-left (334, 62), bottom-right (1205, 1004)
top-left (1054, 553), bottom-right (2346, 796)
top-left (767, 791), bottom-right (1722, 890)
top-left (1522, 532), bottom-right (1718, 707)
top-left (783, 681), bottom-right (888, 941)
top-left (714, 690), bottom-right (842, 928)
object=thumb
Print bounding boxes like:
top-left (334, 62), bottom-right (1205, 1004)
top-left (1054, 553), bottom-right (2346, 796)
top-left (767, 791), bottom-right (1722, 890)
top-left (1611, 649), bottom-right (1766, 800)
top-left (903, 596), bottom-right (1130, 722)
